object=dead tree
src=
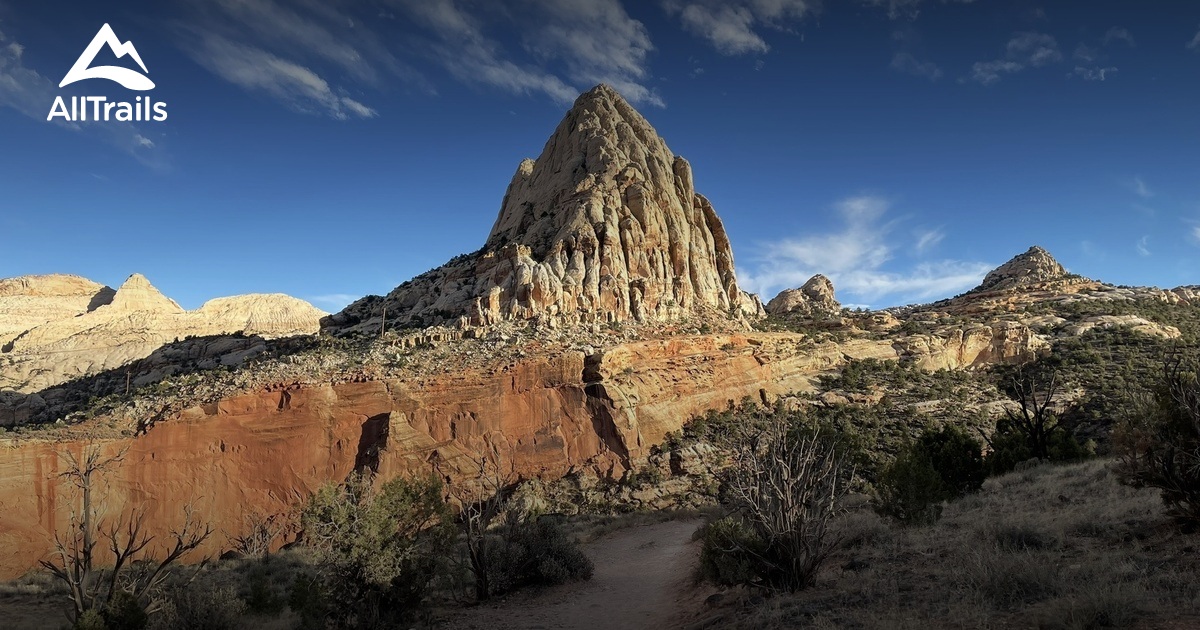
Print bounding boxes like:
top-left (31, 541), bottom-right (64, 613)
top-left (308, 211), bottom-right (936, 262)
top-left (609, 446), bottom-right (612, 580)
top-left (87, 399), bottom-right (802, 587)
top-left (40, 446), bottom-right (212, 623)
top-left (441, 455), bottom-right (517, 601)
top-left (723, 418), bottom-right (851, 592)
top-left (1002, 368), bottom-right (1066, 460)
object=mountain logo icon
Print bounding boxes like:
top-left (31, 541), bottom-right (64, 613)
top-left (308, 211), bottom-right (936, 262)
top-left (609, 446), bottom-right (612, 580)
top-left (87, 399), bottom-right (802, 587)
top-left (59, 23), bottom-right (155, 91)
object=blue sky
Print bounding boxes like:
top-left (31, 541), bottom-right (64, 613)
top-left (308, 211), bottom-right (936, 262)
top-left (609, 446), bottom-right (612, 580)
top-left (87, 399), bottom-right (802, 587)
top-left (1, 0), bottom-right (1199, 311)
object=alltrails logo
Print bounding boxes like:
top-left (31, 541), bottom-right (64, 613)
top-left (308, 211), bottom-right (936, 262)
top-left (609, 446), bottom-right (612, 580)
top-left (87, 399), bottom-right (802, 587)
top-left (47, 24), bottom-right (168, 122)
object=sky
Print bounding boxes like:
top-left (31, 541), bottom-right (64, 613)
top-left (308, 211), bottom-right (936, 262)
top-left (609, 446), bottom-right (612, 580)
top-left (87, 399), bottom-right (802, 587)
top-left (1, 0), bottom-right (1199, 312)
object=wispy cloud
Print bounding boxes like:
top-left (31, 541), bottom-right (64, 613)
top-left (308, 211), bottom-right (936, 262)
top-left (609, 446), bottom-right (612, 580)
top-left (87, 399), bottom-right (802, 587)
top-left (1072, 66), bottom-right (1117, 81)
top-left (1189, 26), bottom-right (1200, 51)
top-left (737, 196), bottom-right (992, 307)
top-left (1103, 27), bottom-right (1135, 48)
top-left (859, 0), bottom-right (977, 20)
top-left (965, 31), bottom-right (1061, 85)
top-left (0, 28), bottom-right (166, 166)
top-left (176, 0), bottom-right (403, 119)
top-left (891, 52), bottom-right (942, 80)
top-left (663, 0), bottom-right (816, 55)
top-left (915, 228), bottom-right (945, 253)
top-left (1136, 236), bottom-right (1151, 257)
top-left (1128, 176), bottom-right (1154, 199)
top-left (1192, 226), bottom-right (1200, 245)
top-left (188, 32), bottom-right (377, 119)
top-left (392, 0), bottom-right (661, 106)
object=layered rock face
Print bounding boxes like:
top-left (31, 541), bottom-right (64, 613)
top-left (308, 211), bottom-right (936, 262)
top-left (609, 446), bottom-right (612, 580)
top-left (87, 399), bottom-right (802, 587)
top-left (2, 327), bottom-right (1048, 578)
top-left (0, 275), bottom-right (114, 349)
top-left (766, 275), bottom-right (841, 317)
top-left (326, 84), bottom-right (761, 334)
top-left (0, 274), bottom-right (326, 393)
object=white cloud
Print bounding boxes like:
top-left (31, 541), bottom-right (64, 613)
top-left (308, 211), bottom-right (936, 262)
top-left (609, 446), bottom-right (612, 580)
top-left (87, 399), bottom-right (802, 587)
top-left (1189, 26), bottom-right (1200, 51)
top-left (189, 33), bottom-right (377, 120)
top-left (391, 0), bottom-right (660, 106)
top-left (965, 31), bottom-right (1061, 85)
top-left (1129, 176), bottom-right (1153, 199)
top-left (891, 52), bottom-right (942, 81)
top-left (523, 0), bottom-right (662, 106)
top-left (134, 134), bottom-right (155, 148)
top-left (1136, 236), bottom-right (1151, 257)
top-left (1006, 32), bottom-right (1062, 67)
top-left (737, 196), bottom-right (992, 307)
top-left (664, 0), bottom-right (816, 56)
top-left (915, 228), bottom-right (945, 253)
top-left (1103, 27), bottom-right (1135, 48)
top-left (1192, 226), bottom-right (1200, 245)
top-left (967, 60), bottom-right (1023, 86)
top-left (1072, 66), bottom-right (1117, 81)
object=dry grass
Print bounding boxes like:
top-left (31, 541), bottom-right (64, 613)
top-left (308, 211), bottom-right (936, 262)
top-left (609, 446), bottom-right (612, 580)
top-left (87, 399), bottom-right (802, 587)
top-left (690, 459), bottom-right (1200, 629)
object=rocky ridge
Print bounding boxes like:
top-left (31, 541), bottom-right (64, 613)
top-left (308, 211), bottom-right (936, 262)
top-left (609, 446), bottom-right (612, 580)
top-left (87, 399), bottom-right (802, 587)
top-left (325, 84), bottom-right (762, 335)
top-left (0, 273), bottom-right (326, 393)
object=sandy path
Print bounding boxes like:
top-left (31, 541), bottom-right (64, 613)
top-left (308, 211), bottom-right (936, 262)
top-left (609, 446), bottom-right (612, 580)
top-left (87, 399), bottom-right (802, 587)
top-left (440, 519), bottom-right (702, 630)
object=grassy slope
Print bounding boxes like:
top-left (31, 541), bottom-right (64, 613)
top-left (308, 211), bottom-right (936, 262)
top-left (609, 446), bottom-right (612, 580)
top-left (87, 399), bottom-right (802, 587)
top-left (692, 459), bottom-right (1199, 629)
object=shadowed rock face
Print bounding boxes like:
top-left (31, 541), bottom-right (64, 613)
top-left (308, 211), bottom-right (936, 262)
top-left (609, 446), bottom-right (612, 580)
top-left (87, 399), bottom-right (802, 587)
top-left (325, 84), bottom-right (762, 335)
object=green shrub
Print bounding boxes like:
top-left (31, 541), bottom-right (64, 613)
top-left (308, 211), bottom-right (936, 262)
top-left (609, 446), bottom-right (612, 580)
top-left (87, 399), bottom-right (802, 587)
top-left (986, 417), bottom-right (1088, 476)
top-left (242, 567), bottom-right (284, 616)
top-left (99, 591), bottom-right (149, 630)
top-left (286, 574), bottom-right (328, 630)
top-left (483, 515), bottom-right (593, 595)
top-left (152, 584), bottom-right (246, 630)
top-left (876, 447), bottom-right (945, 525)
top-left (918, 425), bottom-right (985, 496)
top-left (876, 425), bottom-right (985, 524)
top-left (299, 472), bottom-right (454, 628)
top-left (1115, 358), bottom-right (1200, 526)
top-left (697, 516), bottom-right (765, 586)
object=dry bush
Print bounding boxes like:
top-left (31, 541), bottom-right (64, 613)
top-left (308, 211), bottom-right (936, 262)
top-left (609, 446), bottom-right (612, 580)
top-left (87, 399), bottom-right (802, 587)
top-left (702, 416), bottom-right (851, 592)
top-left (1115, 355), bottom-right (1200, 526)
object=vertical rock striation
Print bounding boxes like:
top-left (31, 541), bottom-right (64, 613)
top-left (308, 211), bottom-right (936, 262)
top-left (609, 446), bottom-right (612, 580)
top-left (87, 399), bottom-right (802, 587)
top-left (325, 84), bottom-right (762, 334)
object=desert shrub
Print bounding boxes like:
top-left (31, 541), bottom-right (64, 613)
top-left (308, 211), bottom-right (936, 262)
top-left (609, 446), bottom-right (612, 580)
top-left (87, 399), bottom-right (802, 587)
top-left (703, 418), bottom-right (851, 592)
top-left (877, 425), bottom-right (986, 524)
top-left (918, 425), bottom-right (985, 496)
top-left (286, 573), bottom-right (329, 630)
top-left (96, 590), bottom-right (150, 630)
top-left (1114, 356), bottom-right (1200, 526)
top-left (299, 472), bottom-right (453, 628)
top-left (242, 567), bottom-right (284, 616)
top-left (483, 514), bottom-right (594, 595)
top-left (697, 516), bottom-right (764, 586)
top-left (875, 446), bottom-right (945, 525)
top-left (151, 583), bottom-right (246, 630)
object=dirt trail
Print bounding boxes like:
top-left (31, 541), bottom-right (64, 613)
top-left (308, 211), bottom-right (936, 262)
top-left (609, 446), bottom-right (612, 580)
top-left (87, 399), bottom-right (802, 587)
top-left (441, 519), bottom-right (704, 630)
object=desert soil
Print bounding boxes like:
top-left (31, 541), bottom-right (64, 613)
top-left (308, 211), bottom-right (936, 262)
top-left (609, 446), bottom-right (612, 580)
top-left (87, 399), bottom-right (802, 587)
top-left (440, 518), bottom-right (705, 630)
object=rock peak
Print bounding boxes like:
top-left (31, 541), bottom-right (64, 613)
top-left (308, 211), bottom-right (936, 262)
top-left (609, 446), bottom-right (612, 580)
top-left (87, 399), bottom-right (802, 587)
top-left (766, 275), bottom-right (841, 317)
top-left (327, 85), bottom-right (761, 333)
top-left (973, 246), bottom-right (1075, 293)
top-left (108, 273), bottom-right (184, 313)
